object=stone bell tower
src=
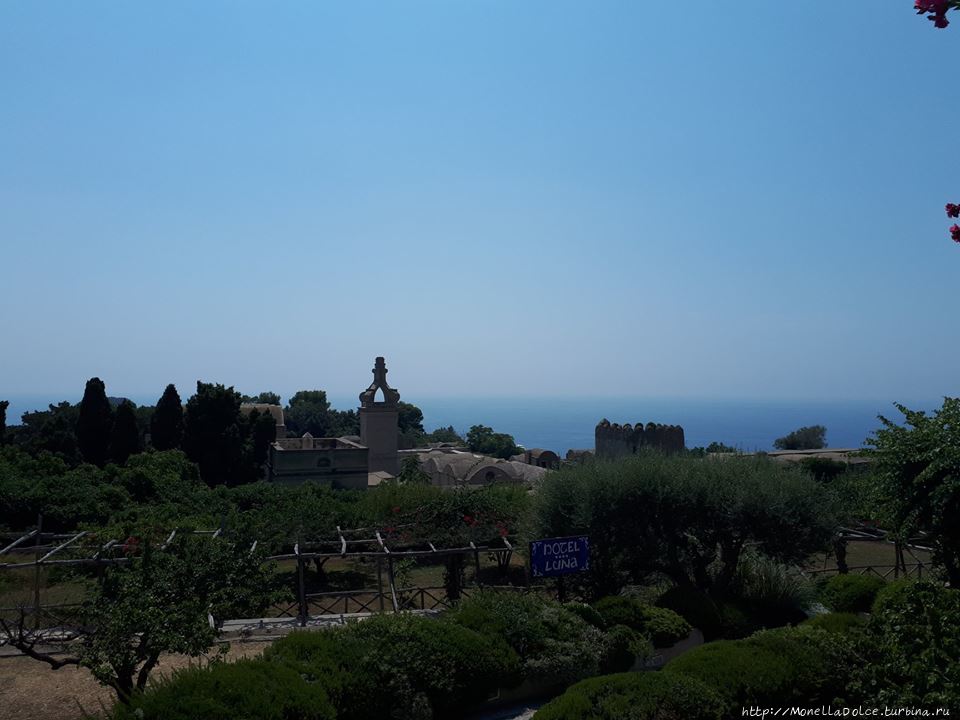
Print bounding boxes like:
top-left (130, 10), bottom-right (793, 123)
top-left (359, 356), bottom-right (400, 476)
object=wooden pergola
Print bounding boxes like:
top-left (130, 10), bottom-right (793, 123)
top-left (0, 517), bottom-right (516, 629)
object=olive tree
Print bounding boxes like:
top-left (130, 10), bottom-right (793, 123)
top-left (0, 533), bottom-right (274, 704)
top-left (530, 453), bottom-right (837, 599)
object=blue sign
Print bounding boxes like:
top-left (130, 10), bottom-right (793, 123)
top-left (529, 535), bottom-right (590, 578)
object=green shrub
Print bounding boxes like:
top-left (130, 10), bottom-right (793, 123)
top-left (533, 671), bottom-right (724, 720)
top-left (854, 580), bottom-right (960, 708)
top-left (598, 624), bottom-right (651, 673)
top-left (729, 553), bottom-right (814, 628)
top-left (446, 590), bottom-right (605, 684)
top-left (262, 627), bottom-right (368, 711)
top-left (716, 600), bottom-right (756, 639)
top-left (114, 659), bottom-right (335, 720)
top-left (267, 615), bottom-right (516, 720)
top-left (819, 573), bottom-right (885, 613)
top-left (656, 586), bottom-right (722, 639)
top-left (869, 578), bottom-right (913, 614)
top-left (563, 601), bottom-right (605, 629)
top-left (664, 626), bottom-right (855, 712)
top-left (530, 453), bottom-right (837, 598)
top-left (593, 596), bottom-right (690, 647)
top-left (802, 612), bottom-right (866, 635)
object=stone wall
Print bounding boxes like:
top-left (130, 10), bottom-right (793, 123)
top-left (595, 418), bottom-right (685, 459)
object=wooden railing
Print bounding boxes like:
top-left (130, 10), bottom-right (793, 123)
top-left (804, 562), bottom-right (928, 580)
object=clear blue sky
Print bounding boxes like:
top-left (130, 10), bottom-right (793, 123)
top-left (1, 2), bottom-right (957, 404)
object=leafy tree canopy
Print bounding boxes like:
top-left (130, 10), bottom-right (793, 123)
top-left (866, 398), bottom-right (960, 586)
top-left (466, 425), bottom-right (521, 459)
top-left (0, 533), bottom-right (275, 704)
top-left (532, 453), bottom-right (837, 598)
top-left (774, 425), bottom-right (827, 451)
top-left (425, 425), bottom-right (463, 445)
top-left (241, 391), bottom-right (281, 405)
top-left (397, 401), bottom-right (424, 435)
top-left (182, 382), bottom-right (253, 487)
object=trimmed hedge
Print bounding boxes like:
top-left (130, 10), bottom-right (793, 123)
top-left (113, 659), bottom-right (335, 720)
top-left (656, 586), bottom-right (722, 639)
top-left (533, 671), bottom-right (724, 720)
top-left (819, 574), bottom-right (885, 613)
top-left (598, 624), bottom-right (649, 673)
top-left (444, 591), bottom-right (607, 684)
top-left (563, 601), bottom-right (605, 629)
top-left (593, 595), bottom-right (691, 647)
top-left (664, 625), bottom-right (854, 713)
top-left (802, 612), bottom-right (866, 635)
top-left (266, 614), bottom-right (517, 720)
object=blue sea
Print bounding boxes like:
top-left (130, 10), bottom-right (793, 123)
top-left (3, 394), bottom-right (942, 456)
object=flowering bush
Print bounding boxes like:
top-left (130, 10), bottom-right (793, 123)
top-left (948, 204), bottom-right (960, 243)
top-left (915, 1), bottom-right (960, 29)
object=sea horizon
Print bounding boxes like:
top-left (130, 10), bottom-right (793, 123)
top-left (3, 393), bottom-right (944, 457)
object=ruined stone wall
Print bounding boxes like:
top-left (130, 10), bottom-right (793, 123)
top-left (595, 419), bottom-right (685, 459)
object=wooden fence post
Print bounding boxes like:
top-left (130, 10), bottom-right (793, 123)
top-left (377, 557), bottom-right (385, 612)
top-left (296, 543), bottom-right (307, 627)
top-left (32, 513), bottom-right (43, 630)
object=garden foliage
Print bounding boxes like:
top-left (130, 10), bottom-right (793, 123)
top-left (867, 398), bottom-right (960, 586)
top-left (533, 671), bottom-right (725, 720)
top-left (530, 453), bottom-right (836, 598)
top-left (443, 590), bottom-right (611, 684)
top-left (854, 580), bottom-right (960, 708)
top-left (592, 595), bottom-right (690, 647)
top-left (111, 659), bottom-right (336, 720)
top-left (818, 574), bottom-right (885, 614)
top-left (664, 626), bottom-right (855, 714)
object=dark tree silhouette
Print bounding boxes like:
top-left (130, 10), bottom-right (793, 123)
top-left (77, 378), bottom-right (113, 467)
top-left (0, 400), bottom-right (7, 445)
top-left (183, 382), bottom-right (246, 486)
top-left (150, 384), bottom-right (184, 451)
top-left (109, 400), bottom-right (141, 465)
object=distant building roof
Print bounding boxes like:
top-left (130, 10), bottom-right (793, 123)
top-left (367, 471), bottom-right (394, 487)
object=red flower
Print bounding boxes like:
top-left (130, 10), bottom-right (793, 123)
top-left (121, 536), bottom-right (139, 555)
top-left (950, 224), bottom-right (960, 242)
top-left (947, 203), bottom-right (960, 219)
top-left (916, 0), bottom-right (951, 27)
top-left (391, 506), bottom-right (401, 514)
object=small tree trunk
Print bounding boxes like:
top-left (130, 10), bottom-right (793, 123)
top-left (444, 556), bottom-right (464, 602)
top-left (833, 536), bottom-right (848, 575)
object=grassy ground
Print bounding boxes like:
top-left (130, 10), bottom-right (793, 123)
top-left (0, 641), bottom-right (266, 720)
top-left (807, 540), bottom-right (932, 574)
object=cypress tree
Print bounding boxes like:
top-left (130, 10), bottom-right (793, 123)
top-left (0, 400), bottom-right (7, 445)
top-left (110, 400), bottom-right (141, 465)
top-left (151, 384), bottom-right (184, 450)
top-left (183, 382), bottom-right (245, 486)
top-left (77, 377), bottom-right (113, 467)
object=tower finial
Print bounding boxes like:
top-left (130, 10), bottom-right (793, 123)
top-left (359, 356), bottom-right (400, 407)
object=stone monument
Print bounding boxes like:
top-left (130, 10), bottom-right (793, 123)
top-left (359, 356), bottom-right (400, 476)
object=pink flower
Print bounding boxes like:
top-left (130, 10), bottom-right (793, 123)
top-left (950, 224), bottom-right (960, 242)
top-left (916, 0), bottom-right (951, 27)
